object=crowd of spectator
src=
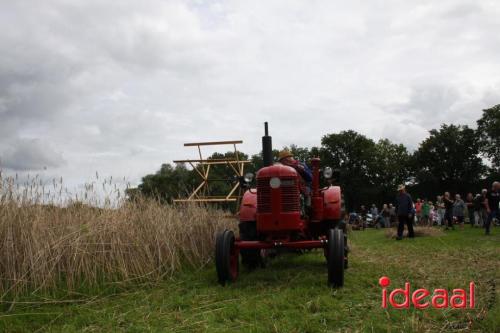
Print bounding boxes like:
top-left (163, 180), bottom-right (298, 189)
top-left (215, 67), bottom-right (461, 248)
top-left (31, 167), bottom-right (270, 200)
top-left (348, 181), bottom-right (500, 239)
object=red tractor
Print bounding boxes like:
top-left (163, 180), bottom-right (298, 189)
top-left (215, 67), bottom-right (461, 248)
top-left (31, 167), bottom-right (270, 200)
top-left (215, 123), bottom-right (348, 287)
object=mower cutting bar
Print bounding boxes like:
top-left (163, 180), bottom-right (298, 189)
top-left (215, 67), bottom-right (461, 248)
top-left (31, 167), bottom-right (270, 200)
top-left (235, 240), bottom-right (326, 250)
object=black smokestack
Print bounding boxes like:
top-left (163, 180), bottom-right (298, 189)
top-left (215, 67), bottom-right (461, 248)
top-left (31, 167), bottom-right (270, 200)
top-left (262, 122), bottom-right (273, 167)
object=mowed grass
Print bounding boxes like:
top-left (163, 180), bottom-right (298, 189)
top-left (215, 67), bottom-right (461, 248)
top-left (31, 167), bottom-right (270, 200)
top-left (1, 227), bottom-right (499, 332)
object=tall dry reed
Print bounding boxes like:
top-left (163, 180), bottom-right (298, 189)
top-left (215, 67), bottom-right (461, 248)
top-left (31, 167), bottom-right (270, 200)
top-left (0, 173), bottom-right (235, 300)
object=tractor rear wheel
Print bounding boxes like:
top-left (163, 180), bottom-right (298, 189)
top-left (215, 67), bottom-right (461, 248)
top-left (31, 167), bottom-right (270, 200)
top-left (327, 228), bottom-right (345, 287)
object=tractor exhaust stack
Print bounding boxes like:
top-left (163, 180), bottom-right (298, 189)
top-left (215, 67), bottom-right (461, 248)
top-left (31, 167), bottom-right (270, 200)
top-left (262, 122), bottom-right (273, 167)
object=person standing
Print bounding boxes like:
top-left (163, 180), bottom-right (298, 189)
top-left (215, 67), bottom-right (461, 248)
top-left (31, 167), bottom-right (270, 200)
top-left (389, 203), bottom-right (396, 227)
top-left (474, 193), bottom-right (484, 226)
top-left (370, 204), bottom-right (378, 227)
top-left (485, 181), bottom-right (500, 235)
top-left (479, 189), bottom-right (489, 228)
top-left (453, 194), bottom-right (466, 228)
top-left (465, 193), bottom-right (475, 227)
top-left (443, 192), bottom-right (454, 230)
top-left (415, 199), bottom-right (422, 225)
top-left (436, 196), bottom-right (445, 226)
top-left (381, 204), bottom-right (391, 228)
top-left (421, 199), bottom-right (430, 226)
top-left (429, 202), bottom-right (437, 226)
top-left (395, 185), bottom-right (414, 240)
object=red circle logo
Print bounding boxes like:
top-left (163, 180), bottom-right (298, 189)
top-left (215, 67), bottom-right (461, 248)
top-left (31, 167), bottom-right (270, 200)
top-left (379, 276), bottom-right (391, 287)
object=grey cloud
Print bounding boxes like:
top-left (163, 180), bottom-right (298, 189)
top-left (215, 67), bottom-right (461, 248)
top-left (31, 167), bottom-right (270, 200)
top-left (386, 83), bottom-right (500, 131)
top-left (443, 2), bottom-right (483, 19)
top-left (1, 139), bottom-right (65, 171)
top-left (0, 0), bottom-right (499, 187)
top-left (393, 85), bottom-right (461, 127)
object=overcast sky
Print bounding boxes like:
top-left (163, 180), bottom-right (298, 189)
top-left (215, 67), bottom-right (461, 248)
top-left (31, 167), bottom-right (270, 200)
top-left (1, 0), bottom-right (499, 189)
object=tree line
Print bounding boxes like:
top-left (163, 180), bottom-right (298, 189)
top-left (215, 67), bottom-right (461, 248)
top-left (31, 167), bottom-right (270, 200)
top-left (127, 105), bottom-right (499, 210)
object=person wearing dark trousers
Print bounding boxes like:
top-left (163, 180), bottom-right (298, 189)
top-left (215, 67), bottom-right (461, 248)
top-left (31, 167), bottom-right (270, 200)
top-left (485, 181), bottom-right (499, 235)
top-left (453, 194), bottom-right (465, 228)
top-left (443, 192), bottom-right (454, 230)
top-left (479, 189), bottom-right (489, 227)
top-left (465, 193), bottom-right (475, 227)
top-left (395, 184), bottom-right (414, 240)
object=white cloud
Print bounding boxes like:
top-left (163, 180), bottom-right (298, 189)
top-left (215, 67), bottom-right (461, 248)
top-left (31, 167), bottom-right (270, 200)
top-left (0, 0), bottom-right (499, 186)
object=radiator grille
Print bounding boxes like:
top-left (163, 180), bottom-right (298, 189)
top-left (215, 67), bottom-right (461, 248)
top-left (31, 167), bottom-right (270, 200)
top-left (280, 177), bottom-right (300, 212)
top-left (257, 177), bottom-right (271, 213)
top-left (257, 177), bottom-right (300, 213)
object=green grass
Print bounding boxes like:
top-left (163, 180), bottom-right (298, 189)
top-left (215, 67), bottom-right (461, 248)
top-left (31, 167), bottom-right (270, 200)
top-left (1, 227), bottom-right (499, 332)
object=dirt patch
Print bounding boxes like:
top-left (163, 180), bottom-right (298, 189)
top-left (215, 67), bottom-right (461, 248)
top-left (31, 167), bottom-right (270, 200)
top-left (385, 226), bottom-right (445, 238)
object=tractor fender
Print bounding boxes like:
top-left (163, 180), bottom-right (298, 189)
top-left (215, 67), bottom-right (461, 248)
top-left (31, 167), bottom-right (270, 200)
top-left (322, 186), bottom-right (342, 220)
top-left (239, 189), bottom-right (257, 222)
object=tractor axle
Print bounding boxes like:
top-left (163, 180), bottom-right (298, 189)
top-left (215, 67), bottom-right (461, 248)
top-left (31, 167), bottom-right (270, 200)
top-left (235, 239), bottom-right (326, 250)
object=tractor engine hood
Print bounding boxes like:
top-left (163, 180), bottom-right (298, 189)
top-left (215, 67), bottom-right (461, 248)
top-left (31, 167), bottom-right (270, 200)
top-left (256, 164), bottom-right (298, 179)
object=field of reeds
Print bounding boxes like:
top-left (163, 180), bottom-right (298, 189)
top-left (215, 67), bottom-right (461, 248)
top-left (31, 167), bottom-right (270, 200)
top-left (0, 173), bottom-right (235, 301)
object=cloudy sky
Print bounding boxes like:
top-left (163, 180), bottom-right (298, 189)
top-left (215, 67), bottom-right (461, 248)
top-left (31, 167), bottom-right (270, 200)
top-left (1, 0), bottom-right (499, 189)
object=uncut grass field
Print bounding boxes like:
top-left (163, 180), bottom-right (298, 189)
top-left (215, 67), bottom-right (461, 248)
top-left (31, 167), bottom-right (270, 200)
top-left (1, 226), bottom-right (498, 333)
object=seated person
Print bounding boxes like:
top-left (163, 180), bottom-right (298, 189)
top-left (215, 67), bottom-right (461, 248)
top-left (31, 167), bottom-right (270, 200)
top-left (278, 149), bottom-right (312, 214)
top-left (278, 149), bottom-right (312, 185)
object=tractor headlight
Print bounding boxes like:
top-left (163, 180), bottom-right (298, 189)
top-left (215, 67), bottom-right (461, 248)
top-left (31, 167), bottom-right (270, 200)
top-left (323, 167), bottom-right (333, 179)
top-left (244, 172), bottom-right (254, 183)
top-left (269, 177), bottom-right (281, 189)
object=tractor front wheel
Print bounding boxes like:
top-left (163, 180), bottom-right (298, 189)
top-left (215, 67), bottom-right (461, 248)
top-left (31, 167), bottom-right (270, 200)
top-left (215, 230), bottom-right (239, 285)
top-left (327, 228), bottom-right (345, 287)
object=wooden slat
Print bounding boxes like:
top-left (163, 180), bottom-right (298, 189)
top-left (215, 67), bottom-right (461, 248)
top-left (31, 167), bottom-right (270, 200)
top-left (173, 198), bottom-right (238, 202)
top-left (173, 159), bottom-right (250, 165)
top-left (184, 140), bottom-right (243, 147)
top-left (188, 181), bottom-right (206, 200)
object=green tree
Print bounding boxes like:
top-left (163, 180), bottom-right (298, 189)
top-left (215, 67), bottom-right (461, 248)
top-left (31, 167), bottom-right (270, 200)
top-left (287, 144), bottom-right (311, 162)
top-left (412, 124), bottom-right (485, 196)
top-left (319, 130), bottom-right (378, 210)
top-left (318, 131), bottom-right (411, 209)
top-left (372, 139), bottom-right (411, 202)
top-left (134, 163), bottom-right (197, 203)
top-left (477, 104), bottom-right (500, 172)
